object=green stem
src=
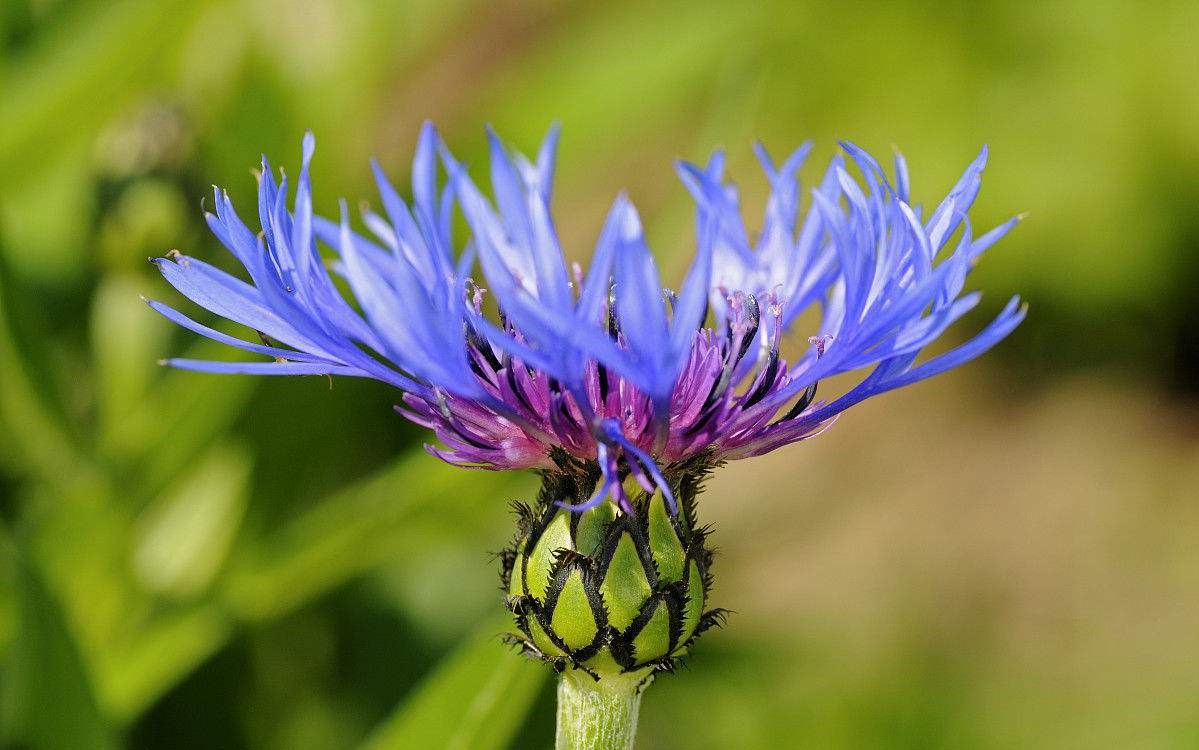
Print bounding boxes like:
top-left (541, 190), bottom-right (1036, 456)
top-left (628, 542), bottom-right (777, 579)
top-left (555, 669), bottom-right (652, 750)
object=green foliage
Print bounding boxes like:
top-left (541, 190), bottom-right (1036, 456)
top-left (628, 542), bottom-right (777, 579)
top-left (0, 0), bottom-right (211, 283)
top-left (2, 546), bottom-right (116, 750)
top-left (357, 617), bottom-right (546, 750)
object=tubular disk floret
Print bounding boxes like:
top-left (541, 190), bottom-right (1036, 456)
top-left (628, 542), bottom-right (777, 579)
top-left (501, 469), bottom-right (722, 678)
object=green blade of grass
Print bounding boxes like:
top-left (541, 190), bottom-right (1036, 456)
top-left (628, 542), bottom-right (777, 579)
top-left (358, 616), bottom-right (546, 750)
top-left (1, 546), bottom-right (116, 750)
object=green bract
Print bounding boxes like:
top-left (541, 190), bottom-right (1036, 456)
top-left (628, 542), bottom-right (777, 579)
top-left (501, 458), bottom-right (724, 679)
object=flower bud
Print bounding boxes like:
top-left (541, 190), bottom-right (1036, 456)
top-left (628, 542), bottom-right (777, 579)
top-left (501, 479), bottom-right (723, 678)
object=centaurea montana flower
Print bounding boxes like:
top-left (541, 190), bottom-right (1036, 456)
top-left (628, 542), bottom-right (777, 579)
top-left (150, 124), bottom-right (1023, 513)
top-left (149, 124), bottom-right (1023, 685)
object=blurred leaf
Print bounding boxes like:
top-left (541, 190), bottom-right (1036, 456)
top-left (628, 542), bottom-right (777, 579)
top-left (480, 0), bottom-right (763, 156)
top-left (0, 546), bottom-right (116, 750)
top-left (17, 466), bottom-right (233, 727)
top-left (114, 359), bottom-right (256, 494)
top-left (96, 178), bottom-right (194, 273)
top-left (358, 616), bottom-right (546, 750)
top-left (20, 443), bottom-right (245, 725)
top-left (90, 274), bottom-right (171, 454)
top-left (133, 443), bottom-right (250, 598)
top-left (0, 525), bottom-right (15, 660)
top-left (0, 0), bottom-right (208, 181)
top-left (220, 451), bottom-right (524, 623)
top-left (0, 246), bottom-right (80, 481)
top-left (0, 141), bottom-right (93, 282)
top-left (99, 604), bottom-right (232, 725)
top-left (25, 472), bottom-right (135, 654)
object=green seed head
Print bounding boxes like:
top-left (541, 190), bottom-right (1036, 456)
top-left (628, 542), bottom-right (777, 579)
top-left (500, 457), bottom-right (725, 679)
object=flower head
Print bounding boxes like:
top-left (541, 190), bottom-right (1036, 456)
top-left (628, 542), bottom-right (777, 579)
top-left (150, 124), bottom-right (1024, 513)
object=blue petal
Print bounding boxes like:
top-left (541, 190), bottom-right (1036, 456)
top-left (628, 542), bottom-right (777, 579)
top-left (535, 122), bottom-right (561, 201)
top-left (412, 121), bottom-right (439, 223)
top-left (612, 202), bottom-right (670, 392)
top-left (525, 191), bottom-right (573, 313)
top-left (163, 358), bottom-right (369, 377)
top-left (486, 126), bottom-right (534, 250)
top-left (670, 211), bottom-right (715, 360)
top-left (335, 202), bottom-right (481, 397)
top-left (892, 148), bottom-right (911, 202)
top-left (576, 194), bottom-right (627, 326)
top-left (885, 296), bottom-right (1025, 389)
top-left (145, 298), bottom-right (335, 363)
top-left (152, 255), bottom-right (319, 353)
top-left (926, 146), bottom-right (987, 251)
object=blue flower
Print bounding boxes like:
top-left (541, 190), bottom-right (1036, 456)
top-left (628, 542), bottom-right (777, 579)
top-left (149, 124), bottom-right (1024, 511)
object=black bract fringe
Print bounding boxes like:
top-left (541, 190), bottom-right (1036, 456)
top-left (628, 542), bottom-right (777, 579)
top-left (498, 450), bottom-right (727, 680)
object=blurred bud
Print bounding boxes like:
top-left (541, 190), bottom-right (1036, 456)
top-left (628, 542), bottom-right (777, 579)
top-left (94, 102), bottom-right (193, 177)
top-left (133, 444), bottom-right (249, 599)
top-left (97, 178), bottom-right (190, 273)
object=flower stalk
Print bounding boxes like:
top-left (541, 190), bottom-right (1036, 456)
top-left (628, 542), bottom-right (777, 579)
top-left (556, 668), bottom-right (651, 750)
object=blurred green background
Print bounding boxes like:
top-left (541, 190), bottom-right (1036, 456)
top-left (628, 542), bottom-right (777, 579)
top-left (2, 0), bottom-right (1198, 748)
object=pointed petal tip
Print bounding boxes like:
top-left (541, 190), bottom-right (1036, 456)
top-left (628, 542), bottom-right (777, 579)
top-left (415, 121), bottom-right (441, 165)
top-left (438, 139), bottom-right (465, 175)
top-left (704, 148), bottom-right (726, 174)
top-left (972, 144), bottom-right (989, 170)
top-left (615, 200), bottom-right (642, 240)
top-left (675, 159), bottom-right (704, 178)
top-left (836, 139), bottom-right (865, 157)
